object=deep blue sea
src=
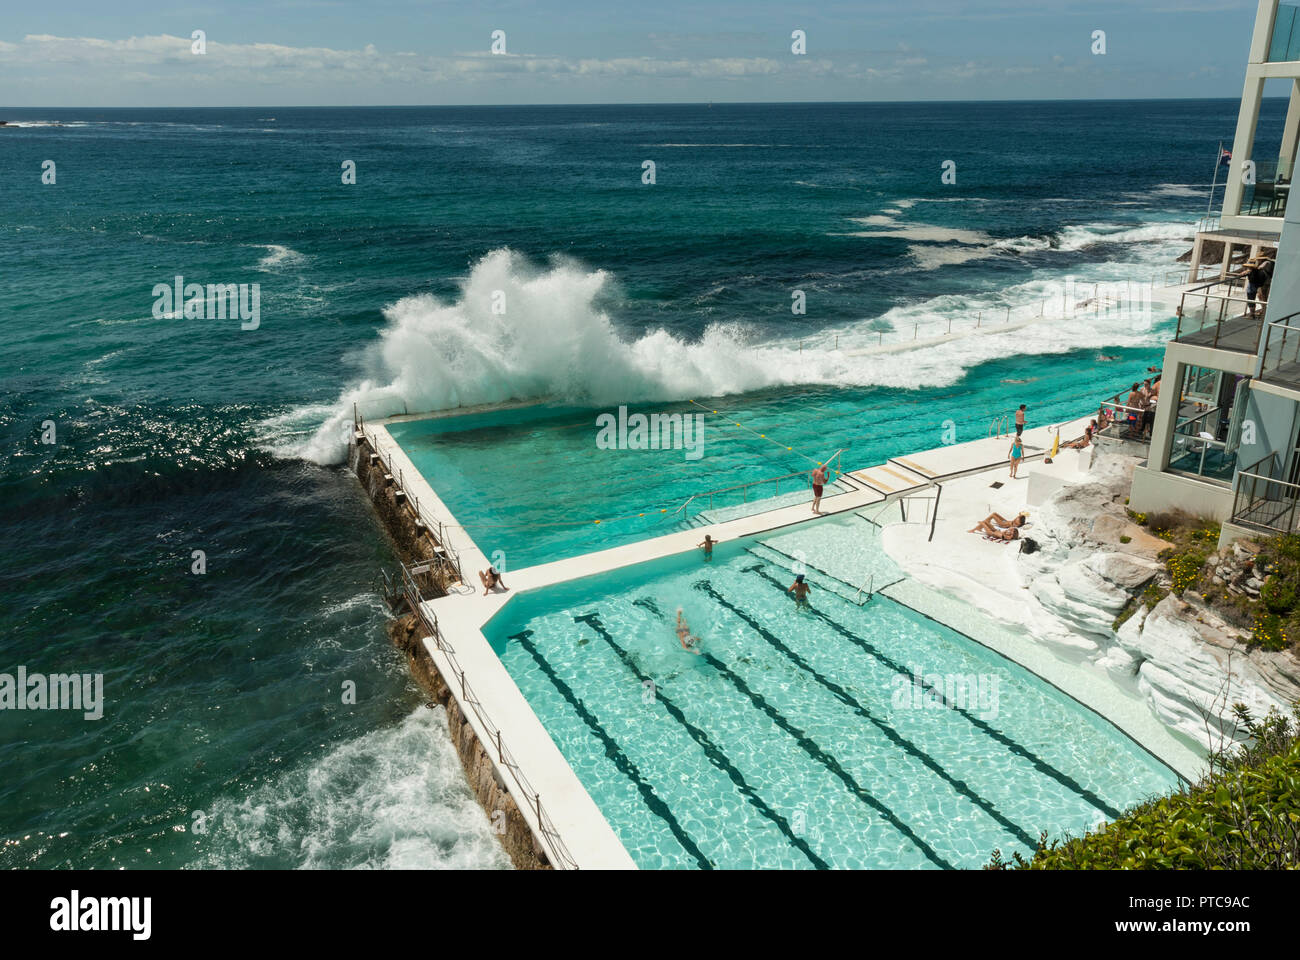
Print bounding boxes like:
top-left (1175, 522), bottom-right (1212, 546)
top-left (0, 100), bottom-right (1283, 868)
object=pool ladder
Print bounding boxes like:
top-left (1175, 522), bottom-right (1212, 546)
top-left (855, 574), bottom-right (874, 605)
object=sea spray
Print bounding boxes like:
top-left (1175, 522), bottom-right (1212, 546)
top-left (294, 241), bottom-right (1181, 465)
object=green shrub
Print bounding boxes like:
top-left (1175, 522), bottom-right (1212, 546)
top-left (1141, 582), bottom-right (1167, 610)
top-left (1163, 547), bottom-right (1206, 596)
top-left (1260, 575), bottom-right (1297, 615)
top-left (1119, 535), bottom-right (1132, 544)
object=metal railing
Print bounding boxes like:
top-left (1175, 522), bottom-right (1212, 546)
top-left (987, 415), bottom-right (1010, 438)
top-left (1174, 283), bottom-right (1263, 350)
top-left (423, 623), bottom-right (581, 871)
top-left (1096, 400), bottom-right (1148, 440)
top-left (1259, 309), bottom-right (1300, 384)
top-left (677, 450), bottom-right (845, 517)
top-left (1232, 454), bottom-right (1300, 535)
top-left (354, 409), bottom-right (466, 585)
top-left (1168, 407), bottom-right (1233, 480)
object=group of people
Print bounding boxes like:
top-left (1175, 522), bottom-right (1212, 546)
top-left (968, 510), bottom-right (1027, 543)
top-left (673, 537), bottom-right (813, 654)
top-left (1096, 375), bottom-right (1161, 441)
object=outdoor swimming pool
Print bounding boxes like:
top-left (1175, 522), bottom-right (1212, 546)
top-left (387, 347), bottom-right (1161, 569)
top-left (484, 514), bottom-right (1181, 869)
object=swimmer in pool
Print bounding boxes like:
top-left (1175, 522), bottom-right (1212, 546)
top-left (675, 608), bottom-right (702, 654)
top-left (788, 574), bottom-right (811, 607)
top-left (698, 534), bottom-right (717, 561)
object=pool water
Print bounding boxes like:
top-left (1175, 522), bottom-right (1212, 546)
top-left (389, 345), bottom-right (1163, 569)
top-left (485, 515), bottom-right (1180, 869)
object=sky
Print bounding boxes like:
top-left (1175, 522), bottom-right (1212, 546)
top-left (0, 1), bottom-right (1287, 106)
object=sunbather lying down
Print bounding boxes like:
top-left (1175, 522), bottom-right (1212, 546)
top-left (968, 521), bottom-right (1019, 541)
top-left (982, 511), bottom-right (1027, 529)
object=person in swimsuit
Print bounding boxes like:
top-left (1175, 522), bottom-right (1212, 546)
top-left (478, 567), bottom-right (507, 596)
top-left (675, 608), bottom-right (702, 654)
top-left (978, 511), bottom-right (1026, 529)
top-left (788, 574), bottom-right (811, 607)
top-left (1063, 425), bottom-right (1093, 449)
top-left (810, 464), bottom-right (828, 515)
top-left (697, 534), bottom-right (717, 561)
top-left (1014, 404), bottom-right (1026, 438)
top-left (969, 523), bottom-right (1019, 541)
top-left (1008, 436), bottom-right (1024, 478)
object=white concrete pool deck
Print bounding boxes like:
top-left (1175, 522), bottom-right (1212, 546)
top-left (366, 410), bottom-right (1200, 867)
top-left (877, 458), bottom-right (1207, 783)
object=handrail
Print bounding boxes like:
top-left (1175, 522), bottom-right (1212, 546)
top-left (423, 621), bottom-right (581, 871)
top-left (677, 451), bottom-right (845, 516)
top-left (354, 413), bottom-right (465, 585)
top-left (1260, 309), bottom-right (1300, 381)
top-left (1174, 286), bottom-right (1264, 350)
top-left (927, 483), bottom-right (942, 543)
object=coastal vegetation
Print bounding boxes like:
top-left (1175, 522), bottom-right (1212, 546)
top-left (1112, 509), bottom-right (1300, 655)
top-left (987, 702), bottom-right (1300, 869)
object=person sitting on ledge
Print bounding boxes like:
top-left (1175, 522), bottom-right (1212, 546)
top-left (479, 566), bottom-right (507, 596)
top-left (1063, 425), bottom-right (1094, 449)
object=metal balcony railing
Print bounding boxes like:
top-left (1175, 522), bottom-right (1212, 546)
top-left (1174, 282), bottom-right (1264, 353)
top-left (1259, 310), bottom-right (1300, 388)
top-left (1232, 452), bottom-right (1300, 535)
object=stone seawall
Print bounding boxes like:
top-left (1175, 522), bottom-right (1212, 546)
top-left (352, 432), bottom-right (548, 870)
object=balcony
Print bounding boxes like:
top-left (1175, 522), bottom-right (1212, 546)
top-left (1174, 281), bottom-right (1264, 354)
top-left (1269, 2), bottom-right (1300, 63)
top-left (1232, 452), bottom-right (1300, 533)
top-left (1243, 159), bottom-right (1293, 217)
top-left (1259, 310), bottom-right (1300, 393)
top-left (1168, 407), bottom-right (1237, 483)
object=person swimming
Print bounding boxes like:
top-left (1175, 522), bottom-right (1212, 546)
top-left (675, 608), bottom-right (702, 654)
top-left (788, 574), bottom-right (811, 607)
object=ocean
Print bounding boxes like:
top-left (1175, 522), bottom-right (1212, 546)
top-left (0, 100), bottom-right (1282, 868)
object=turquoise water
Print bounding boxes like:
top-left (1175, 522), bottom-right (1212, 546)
top-left (390, 344), bottom-right (1161, 569)
top-left (486, 516), bottom-right (1180, 869)
top-left (1, 100), bottom-right (1273, 867)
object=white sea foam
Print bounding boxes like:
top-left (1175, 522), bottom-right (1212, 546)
top-left (255, 244), bottom-right (307, 270)
top-left (193, 706), bottom-right (511, 870)
top-left (285, 241), bottom-right (1184, 465)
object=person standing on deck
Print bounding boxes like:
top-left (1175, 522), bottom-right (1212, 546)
top-left (1235, 257), bottom-right (1268, 320)
top-left (810, 463), bottom-right (828, 515)
top-left (1008, 434), bottom-right (1024, 478)
top-left (1014, 404), bottom-right (1026, 438)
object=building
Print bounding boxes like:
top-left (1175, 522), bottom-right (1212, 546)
top-left (1129, 0), bottom-right (1300, 545)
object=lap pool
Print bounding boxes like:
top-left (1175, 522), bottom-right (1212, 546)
top-left (484, 513), bottom-right (1181, 869)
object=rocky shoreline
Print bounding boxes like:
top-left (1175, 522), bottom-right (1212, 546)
top-left (1011, 453), bottom-right (1300, 749)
